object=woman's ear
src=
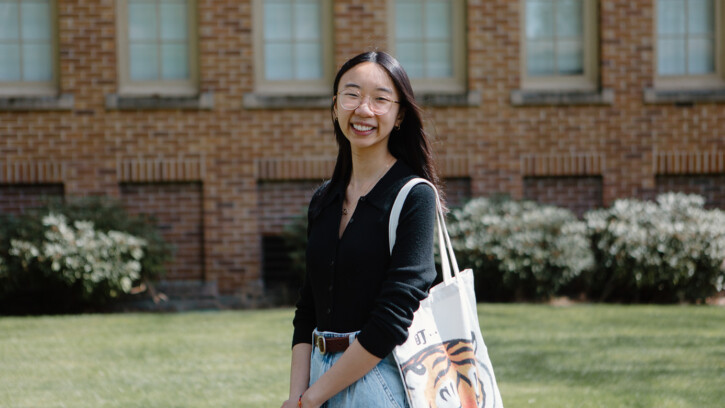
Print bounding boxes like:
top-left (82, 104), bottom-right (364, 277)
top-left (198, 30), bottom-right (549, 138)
top-left (395, 111), bottom-right (405, 128)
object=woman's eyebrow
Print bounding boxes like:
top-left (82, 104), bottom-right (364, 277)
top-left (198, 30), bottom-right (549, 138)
top-left (341, 83), bottom-right (393, 94)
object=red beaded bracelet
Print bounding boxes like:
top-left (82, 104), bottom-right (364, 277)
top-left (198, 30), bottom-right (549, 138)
top-left (297, 395), bottom-right (302, 408)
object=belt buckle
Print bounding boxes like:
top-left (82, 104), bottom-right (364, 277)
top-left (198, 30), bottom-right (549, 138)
top-left (315, 335), bottom-right (326, 354)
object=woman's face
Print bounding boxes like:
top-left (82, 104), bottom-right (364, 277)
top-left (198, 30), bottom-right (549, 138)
top-left (334, 62), bottom-right (403, 153)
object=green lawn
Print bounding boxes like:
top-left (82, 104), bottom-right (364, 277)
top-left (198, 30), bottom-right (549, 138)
top-left (0, 305), bottom-right (723, 408)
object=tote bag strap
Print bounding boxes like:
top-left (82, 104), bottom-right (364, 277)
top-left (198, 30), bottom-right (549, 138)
top-left (388, 178), bottom-right (460, 283)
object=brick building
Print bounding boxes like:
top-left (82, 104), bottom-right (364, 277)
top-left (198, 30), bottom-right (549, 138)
top-left (1, 0), bottom-right (724, 302)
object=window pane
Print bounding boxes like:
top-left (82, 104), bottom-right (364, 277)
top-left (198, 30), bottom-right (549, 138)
top-left (396, 0), bottom-right (423, 40)
top-left (295, 42), bottom-right (322, 80)
top-left (425, 0), bottom-right (450, 40)
top-left (557, 39), bottom-right (583, 74)
top-left (265, 43), bottom-right (293, 80)
top-left (130, 43), bottom-right (159, 80)
top-left (425, 41), bottom-right (452, 78)
top-left (264, 1), bottom-right (292, 41)
top-left (0, 43), bottom-right (21, 80)
top-left (688, 37), bottom-right (714, 74)
top-left (527, 40), bottom-right (555, 75)
top-left (161, 43), bottom-right (188, 79)
top-left (294, 2), bottom-right (320, 41)
top-left (657, 38), bottom-right (686, 75)
top-left (129, 1), bottom-right (158, 41)
top-left (657, 0), bottom-right (685, 35)
top-left (21, 0), bottom-right (51, 40)
top-left (0, 2), bottom-right (19, 40)
top-left (160, 2), bottom-right (187, 40)
top-left (397, 41), bottom-right (425, 78)
top-left (22, 43), bottom-right (52, 80)
top-left (556, 0), bottom-right (582, 37)
top-left (688, 0), bottom-right (713, 35)
top-left (526, 0), bottom-right (555, 39)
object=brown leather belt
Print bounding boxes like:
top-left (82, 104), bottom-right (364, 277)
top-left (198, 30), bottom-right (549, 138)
top-left (313, 333), bottom-right (352, 354)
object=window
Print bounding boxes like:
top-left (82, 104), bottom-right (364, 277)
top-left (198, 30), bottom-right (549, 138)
top-left (0, 0), bottom-right (57, 95)
top-left (389, 0), bottom-right (466, 94)
top-left (253, 0), bottom-right (333, 95)
top-left (116, 0), bottom-right (198, 96)
top-left (655, 0), bottom-right (724, 89)
top-left (521, 0), bottom-right (598, 91)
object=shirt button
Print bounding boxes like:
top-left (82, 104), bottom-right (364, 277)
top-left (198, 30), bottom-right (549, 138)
top-left (328, 284), bottom-right (333, 291)
top-left (349, 218), bottom-right (354, 224)
top-left (326, 308), bottom-right (331, 314)
top-left (360, 197), bottom-right (366, 202)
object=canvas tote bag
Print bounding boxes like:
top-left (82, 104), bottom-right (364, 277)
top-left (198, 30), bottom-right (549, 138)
top-left (389, 178), bottom-right (504, 408)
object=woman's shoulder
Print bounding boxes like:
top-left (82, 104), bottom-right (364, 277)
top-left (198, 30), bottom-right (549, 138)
top-left (308, 179), bottom-right (337, 219)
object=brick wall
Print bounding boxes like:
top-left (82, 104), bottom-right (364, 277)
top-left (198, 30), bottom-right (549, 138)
top-left (443, 178), bottom-right (472, 209)
top-left (523, 176), bottom-right (604, 218)
top-left (257, 180), bottom-right (323, 235)
top-left (2, 0), bottom-right (724, 295)
top-left (0, 184), bottom-right (65, 215)
top-left (655, 175), bottom-right (725, 209)
top-left (120, 183), bottom-right (204, 282)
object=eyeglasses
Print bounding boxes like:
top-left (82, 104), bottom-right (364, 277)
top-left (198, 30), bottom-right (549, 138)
top-left (336, 91), bottom-right (399, 115)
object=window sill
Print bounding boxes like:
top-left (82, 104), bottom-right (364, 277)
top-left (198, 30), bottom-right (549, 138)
top-left (0, 94), bottom-right (74, 111)
top-left (511, 88), bottom-right (614, 106)
top-left (243, 93), bottom-right (331, 109)
top-left (243, 90), bottom-right (483, 109)
top-left (105, 92), bottom-right (214, 110)
top-left (643, 88), bottom-right (725, 105)
top-left (417, 90), bottom-right (482, 107)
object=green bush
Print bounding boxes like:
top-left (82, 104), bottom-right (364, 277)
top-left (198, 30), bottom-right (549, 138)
top-left (0, 196), bottom-right (173, 314)
top-left (448, 196), bottom-right (594, 301)
top-left (584, 192), bottom-right (725, 303)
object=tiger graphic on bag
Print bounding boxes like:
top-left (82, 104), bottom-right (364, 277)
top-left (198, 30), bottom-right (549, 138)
top-left (399, 336), bottom-right (488, 408)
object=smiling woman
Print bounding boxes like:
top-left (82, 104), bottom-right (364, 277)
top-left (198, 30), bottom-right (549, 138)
top-left (279, 51), bottom-right (444, 408)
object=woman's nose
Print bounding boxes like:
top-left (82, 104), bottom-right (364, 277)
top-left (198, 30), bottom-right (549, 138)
top-left (354, 96), bottom-right (375, 116)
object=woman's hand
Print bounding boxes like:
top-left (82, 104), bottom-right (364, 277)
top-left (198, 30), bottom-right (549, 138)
top-left (279, 394), bottom-right (321, 408)
top-left (279, 398), bottom-right (298, 408)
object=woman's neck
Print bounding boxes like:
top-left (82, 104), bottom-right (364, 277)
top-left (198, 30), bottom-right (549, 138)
top-left (349, 148), bottom-right (396, 187)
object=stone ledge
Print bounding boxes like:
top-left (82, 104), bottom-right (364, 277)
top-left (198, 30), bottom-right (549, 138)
top-left (105, 92), bottom-right (214, 110)
top-left (0, 94), bottom-right (74, 111)
top-left (417, 90), bottom-right (482, 107)
top-left (644, 88), bottom-right (725, 104)
top-left (244, 90), bottom-right (483, 109)
top-left (511, 88), bottom-right (614, 106)
top-left (243, 93), bottom-right (331, 109)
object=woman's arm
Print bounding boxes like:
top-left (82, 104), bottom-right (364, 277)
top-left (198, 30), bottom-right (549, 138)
top-left (299, 340), bottom-right (381, 408)
top-left (280, 343), bottom-right (312, 408)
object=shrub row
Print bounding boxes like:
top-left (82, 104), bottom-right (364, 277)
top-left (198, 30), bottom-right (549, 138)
top-left (448, 192), bottom-right (725, 303)
top-left (0, 197), bottom-right (173, 314)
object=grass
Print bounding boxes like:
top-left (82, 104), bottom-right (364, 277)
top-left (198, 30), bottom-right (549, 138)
top-left (0, 305), bottom-right (723, 408)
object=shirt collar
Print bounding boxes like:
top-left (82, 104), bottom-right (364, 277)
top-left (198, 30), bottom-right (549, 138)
top-left (314, 160), bottom-right (418, 215)
top-left (359, 160), bottom-right (417, 213)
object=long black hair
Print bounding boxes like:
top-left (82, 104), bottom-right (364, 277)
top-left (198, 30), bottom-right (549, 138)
top-left (327, 51), bottom-right (444, 205)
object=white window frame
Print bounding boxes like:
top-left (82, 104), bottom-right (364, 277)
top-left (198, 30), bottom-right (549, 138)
top-left (520, 0), bottom-right (599, 91)
top-left (387, 0), bottom-right (467, 94)
top-left (252, 0), bottom-right (334, 96)
top-left (654, 0), bottom-right (725, 90)
top-left (115, 0), bottom-right (199, 96)
top-left (0, 0), bottom-right (59, 96)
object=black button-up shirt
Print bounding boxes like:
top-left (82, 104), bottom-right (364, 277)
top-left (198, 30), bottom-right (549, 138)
top-left (292, 161), bottom-right (437, 358)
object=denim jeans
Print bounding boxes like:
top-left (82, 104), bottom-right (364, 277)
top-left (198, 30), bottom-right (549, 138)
top-left (309, 329), bottom-right (409, 408)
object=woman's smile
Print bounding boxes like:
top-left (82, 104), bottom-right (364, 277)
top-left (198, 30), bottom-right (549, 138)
top-left (351, 122), bottom-right (376, 135)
